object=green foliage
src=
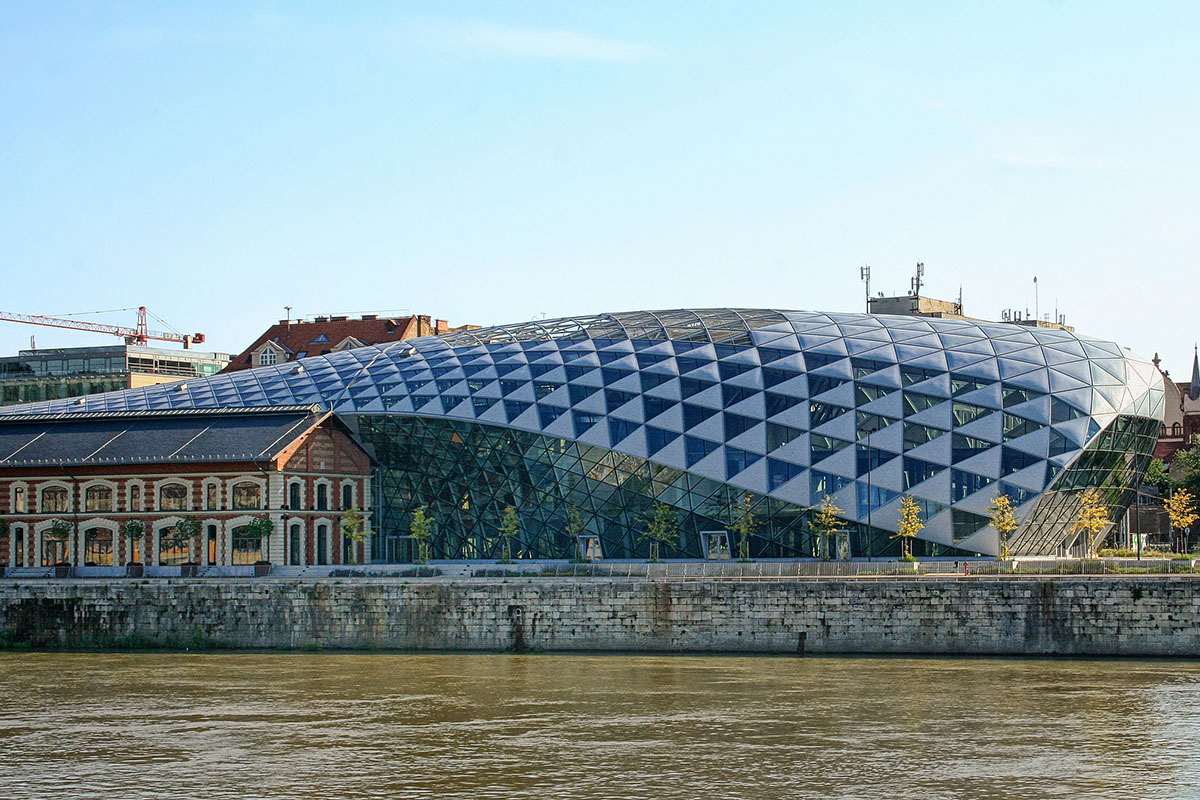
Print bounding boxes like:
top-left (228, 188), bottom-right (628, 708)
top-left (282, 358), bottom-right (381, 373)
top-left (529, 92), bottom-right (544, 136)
top-left (122, 519), bottom-right (146, 564)
top-left (48, 518), bottom-right (73, 540)
top-left (340, 507), bottom-right (372, 565)
top-left (893, 495), bottom-right (924, 560)
top-left (499, 505), bottom-right (520, 562)
top-left (986, 493), bottom-right (1018, 560)
top-left (563, 506), bottom-right (589, 560)
top-left (809, 495), bottom-right (844, 560)
top-left (1143, 458), bottom-right (1171, 493)
top-left (638, 501), bottom-right (679, 561)
top-left (1072, 488), bottom-right (1110, 557)
top-left (409, 505), bottom-right (434, 563)
top-left (174, 516), bottom-right (201, 540)
top-left (240, 516), bottom-right (274, 540)
top-left (729, 494), bottom-right (759, 561)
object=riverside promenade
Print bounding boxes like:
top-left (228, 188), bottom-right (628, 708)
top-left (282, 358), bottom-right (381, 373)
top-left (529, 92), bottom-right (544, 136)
top-left (3, 560), bottom-right (1200, 656)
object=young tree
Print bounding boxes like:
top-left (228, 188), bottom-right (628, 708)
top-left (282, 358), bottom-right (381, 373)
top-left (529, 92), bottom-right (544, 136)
top-left (1072, 489), bottom-right (1109, 558)
top-left (564, 506), bottom-right (587, 560)
top-left (48, 518), bottom-right (73, 564)
top-left (730, 494), bottom-right (760, 561)
top-left (340, 506), bottom-right (372, 565)
top-left (893, 495), bottom-right (924, 560)
top-left (409, 505), bottom-right (434, 563)
top-left (638, 501), bottom-right (679, 562)
top-left (809, 495), bottom-right (844, 560)
top-left (1165, 488), bottom-right (1199, 555)
top-left (498, 505), bottom-right (520, 562)
top-left (987, 493), bottom-right (1018, 561)
top-left (1143, 458), bottom-right (1171, 494)
top-left (174, 516), bottom-right (202, 562)
top-left (122, 519), bottom-right (145, 564)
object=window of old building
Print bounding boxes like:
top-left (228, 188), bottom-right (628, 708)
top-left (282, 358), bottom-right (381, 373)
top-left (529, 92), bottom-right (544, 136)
top-left (258, 349), bottom-right (277, 366)
top-left (341, 484), bottom-right (354, 510)
top-left (159, 484), bottom-right (188, 511)
top-left (158, 526), bottom-right (188, 565)
top-left (42, 529), bottom-right (68, 566)
top-left (231, 525), bottom-right (267, 565)
top-left (316, 484), bottom-right (329, 511)
top-left (130, 485), bottom-right (142, 511)
top-left (13, 487), bottom-right (25, 513)
top-left (206, 525), bottom-right (218, 565)
top-left (232, 482), bottom-right (262, 510)
top-left (42, 486), bottom-right (68, 514)
top-left (206, 483), bottom-right (218, 510)
top-left (85, 486), bottom-right (113, 512)
top-left (288, 482), bottom-right (301, 510)
top-left (84, 528), bottom-right (113, 566)
top-left (316, 524), bottom-right (329, 565)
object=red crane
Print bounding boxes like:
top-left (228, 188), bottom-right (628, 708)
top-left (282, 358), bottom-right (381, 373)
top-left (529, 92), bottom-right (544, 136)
top-left (0, 306), bottom-right (205, 348)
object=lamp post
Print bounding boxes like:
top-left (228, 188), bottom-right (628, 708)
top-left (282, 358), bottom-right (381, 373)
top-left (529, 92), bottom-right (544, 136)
top-left (862, 425), bottom-right (882, 561)
top-left (280, 513), bottom-right (291, 565)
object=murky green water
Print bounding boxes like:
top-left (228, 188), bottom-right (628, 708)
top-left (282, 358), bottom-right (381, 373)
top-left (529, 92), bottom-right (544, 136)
top-left (2, 652), bottom-right (1199, 799)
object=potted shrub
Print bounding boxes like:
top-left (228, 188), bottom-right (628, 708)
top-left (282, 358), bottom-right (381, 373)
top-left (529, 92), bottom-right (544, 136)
top-left (174, 517), bottom-right (202, 576)
top-left (241, 516), bottom-right (274, 576)
top-left (49, 518), bottom-right (73, 577)
top-left (123, 520), bottom-right (145, 577)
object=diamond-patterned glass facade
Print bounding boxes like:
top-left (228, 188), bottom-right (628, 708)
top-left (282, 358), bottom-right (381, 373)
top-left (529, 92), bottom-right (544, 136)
top-left (0, 309), bottom-right (1166, 558)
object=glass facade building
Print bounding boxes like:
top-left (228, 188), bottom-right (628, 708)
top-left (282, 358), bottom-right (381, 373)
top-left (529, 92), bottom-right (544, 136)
top-left (0, 310), bottom-right (1166, 558)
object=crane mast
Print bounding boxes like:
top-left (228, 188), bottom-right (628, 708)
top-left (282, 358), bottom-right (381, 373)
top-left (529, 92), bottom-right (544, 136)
top-left (0, 306), bottom-right (205, 348)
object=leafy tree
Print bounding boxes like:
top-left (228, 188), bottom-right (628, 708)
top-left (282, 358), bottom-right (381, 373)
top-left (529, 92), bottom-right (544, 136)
top-left (1143, 458), bottom-right (1171, 494)
top-left (638, 501), bottom-right (679, 562)
top-left (47, 518), bottom-right (73, 564)
top-left (730, 494), bottom-right (760, 561)
top-left (122, 519), bottom-right (145, 564)
top-left (893, 495), bottom-right (924, 560)
top-left (987, 493), bottom-right (1018, 561)
top-left (1072, 489), bottom-right (1109, 557)
top-left (1175, 446), bottom-right (1200, 499)
top-left (1165, 489), bottom-right (1199, 554)
top-left (173, 516), bottom-right (202, 561)
top-left (809, 495), bottom-right (844, 560)
top-left (241, 516), bottom-right (275, 540)
top-left (498, 505), bottom-right (520, 562)
top-left (409, 505), bottom-right (434, 563)
top-left (340, 506), bottom-right (372, 565)
top-left (564, 506), bottom-right (587, 560)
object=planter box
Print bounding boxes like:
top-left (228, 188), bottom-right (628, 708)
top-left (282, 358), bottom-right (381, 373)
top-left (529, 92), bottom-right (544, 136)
top-left (126, 564), bottom-right (144, 578)
top-left (253, 562), bottom-right (272, 577)
top-left (53, 564), bottom-right (72, 579)
top-left (181, 565), bottom-right (199, 578)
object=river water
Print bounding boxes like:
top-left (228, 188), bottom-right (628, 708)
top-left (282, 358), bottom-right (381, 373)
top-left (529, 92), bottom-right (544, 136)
top-left (2, 652), bottom-right (1199, 799)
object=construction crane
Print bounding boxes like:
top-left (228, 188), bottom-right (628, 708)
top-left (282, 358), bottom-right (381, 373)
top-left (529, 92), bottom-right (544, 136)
top-left (0, 306), bottom-right (205, 348)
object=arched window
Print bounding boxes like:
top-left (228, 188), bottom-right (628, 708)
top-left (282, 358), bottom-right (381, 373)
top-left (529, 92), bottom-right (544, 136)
top-left (258, 349), bottom-right (277, 366)
top-left (13, 527), bottom-right (24, 567)
top-left (231, 525), bottom-right (267, 565)
top-left (232, 482), bottom-right (262, 510)
top-left (13, 487), bottom-right (25, 513)
top-left (159, 484), bottom-right (188, 511)
top-left (1174, 422), bottom-right (1183, 436)
top-left (316, 484), bottom-right (328, 511)
top-left (85, 486), bottom-right (112, 512)
top-left (206, 483), bottom-right (219, 510)
top-left (42, 526), bottom-right (68, 566)
top-left (130, 485), bottom-right (142, 511)
top-left (42, 487), bottom-right (68, 514)
top-left (84, 528), bottom-right (113, 566)
top-left (316, 524), bottom-right (329, 565)
top-left (288, 482), bottom-right (301, 510)
top-left (206, 525), bottom-right (218, 565)
top-left (341, 484), bottom-right (354, 510)
top-left (289, 524), bottom-right (302, 566)
top-left (158, 526), bottom-right (188, 565)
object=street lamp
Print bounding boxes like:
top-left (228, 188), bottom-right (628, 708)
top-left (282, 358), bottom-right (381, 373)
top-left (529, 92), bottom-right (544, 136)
top-left (861, 424), bottom-right (883, 561)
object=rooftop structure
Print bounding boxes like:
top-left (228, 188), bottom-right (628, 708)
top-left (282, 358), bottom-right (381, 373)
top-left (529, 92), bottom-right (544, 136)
top-left (223, 313), bottom-right (479, 374)
top-left (1, 308), bottom-right (1166, 561)
top-left (0, 344), bottom-right (230, 407)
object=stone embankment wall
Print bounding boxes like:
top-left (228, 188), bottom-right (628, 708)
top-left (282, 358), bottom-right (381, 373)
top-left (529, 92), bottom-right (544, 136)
top-left (1, 577), bottom-right (1198, 656)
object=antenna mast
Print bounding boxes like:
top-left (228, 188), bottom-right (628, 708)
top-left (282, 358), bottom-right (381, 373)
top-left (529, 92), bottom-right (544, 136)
top-left (859, 264), bottom-right (871, 313)
top-left (911, 262), bottom-right (924, 296)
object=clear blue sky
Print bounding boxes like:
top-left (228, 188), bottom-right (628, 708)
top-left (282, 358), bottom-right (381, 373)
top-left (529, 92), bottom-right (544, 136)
top-left (2, 2), bottom-right (1197, 379)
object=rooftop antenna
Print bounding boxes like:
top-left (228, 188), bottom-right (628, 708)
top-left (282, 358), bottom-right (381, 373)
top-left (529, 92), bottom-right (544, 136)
top-left (859, 264), bottom-right (871, 312)
top-left (911, 262), bottom-right (924, 296)
top-left (957, 284), bottom-right (963, 315)
top-left (1033, 276), bottom-right (1039, 323)
top-left (284, 306), bottom-right (293, 331)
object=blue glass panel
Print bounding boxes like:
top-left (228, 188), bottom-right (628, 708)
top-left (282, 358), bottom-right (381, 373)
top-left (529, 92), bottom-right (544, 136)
top-left (724, 412), bottom-right (757, 439)
top-left (902, 456), bottom-right (940, 488)
top-left (722, 385), bottom-right (756, 406)
top-left (564, 365), bottom-right (595, 382)
top-left (500, 380), bottom-right (523, 396)
top-left (685, 436), bottom-right (720, 467)
top-left (766, 392), bottom-right (806, 418)
top-left (681, 377), bottom-right (716, 399)
top-left (609, 418), bottom-right (638, 444)
top-left (810, 470), bottom-right (849, 497)
top-left (725, 447), bottom-right (762, 478)
top-left (951, 469), bottom-right (994, 501)
top-left (683, 403), bottom-right (718, 429)
top-left (504, 400), bottom-right (530, 422)
top-left (646, 426), bottom-right (681, 455)
top-left (718, 362), bottom-right (753, 380)
top-left (762, 367), bottom-right (795, 389)
top-left (643, 396), bottom-right (677, 420)
top-left (640, 373), bottom-right (673, 392)
top-left (572, 410), bottom-right (604, 437)
top-left (605, 389), bottom-right (637, 413)
top-left (601, 367), bottom-right (633, 386)
top-left (568, 384), bottom-right (599, 405)
top-left (767, 458), bottom-right (804, 490)
top-left (537, 404), bottom-right (567, 427)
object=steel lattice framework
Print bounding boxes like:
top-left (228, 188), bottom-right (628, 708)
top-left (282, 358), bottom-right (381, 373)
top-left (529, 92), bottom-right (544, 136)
top-left (0, 309), bottom-right (1166, 558)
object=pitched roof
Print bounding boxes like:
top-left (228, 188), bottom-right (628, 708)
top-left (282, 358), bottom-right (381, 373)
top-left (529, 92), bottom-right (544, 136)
top-left (222, 314), bottom-right (478, 374)
top-left (0, 405), bottom-right (358, 468)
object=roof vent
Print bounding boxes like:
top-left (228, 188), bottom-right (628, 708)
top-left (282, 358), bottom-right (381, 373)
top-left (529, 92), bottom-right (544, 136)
top-left (175, 383), bottom-right (188, 392)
